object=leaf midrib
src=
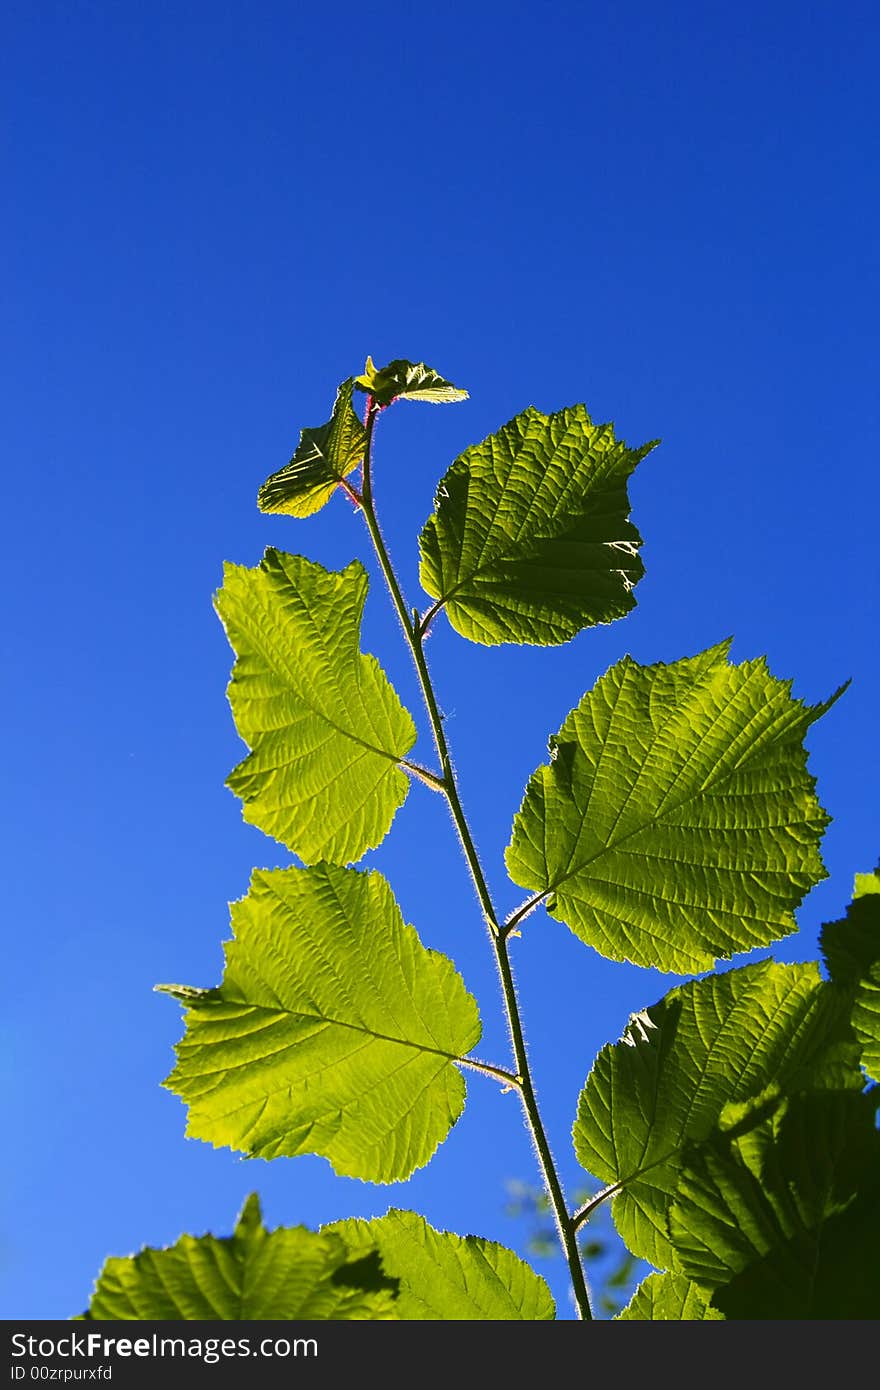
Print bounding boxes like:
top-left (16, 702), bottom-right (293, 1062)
top-left (189, 995), bottom-right (471, 1071)
top-left (227, 595), bottom-right (410, 768)
top-left (239, 704), bottom-right (406, 770)
top-left (545, 674), bottom-right (809, 898)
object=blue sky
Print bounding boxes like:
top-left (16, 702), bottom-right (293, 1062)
top-left (3, 1), bottom-right (878, 1319)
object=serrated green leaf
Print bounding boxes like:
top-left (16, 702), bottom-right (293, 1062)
top-left (353, 356), bottom-right (468, 406)
top-left (326, 1210), bottom-right (555, 1320)
top-left (572, 961), bottom-right (863, 1268)
top-left (160, 864), bottom-right (481, 1183)
top-left (821, 868), bottom-right (880, 1082)
top-left (81, 1194), bottom-right (397, 1320)
top-left (418, 404), bottom-right (656, 646)
top-left (215, 549), bottom-right (416, 864)
top-left (669, 1090), bottom-right (880, 1319)
top-left (507, 641), bottom-right (844, 971)
top-left (616, 1271), bottom-right (723, 1320)
top-left (257, 379), bottom-right (366, 518)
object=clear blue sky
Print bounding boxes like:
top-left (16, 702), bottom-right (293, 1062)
top-left (3, 0), bottom-right (878, 1320)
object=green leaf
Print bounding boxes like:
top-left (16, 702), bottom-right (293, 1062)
top-left (572, 960), bottom-right (863, 1268)
top-left (160, 864), bottom-right (481, 1183)
top-left (616, 1271), bottom-right (723, 1320)
top-left (418, 403), bottom-right (656, 646)
top-left (215, 549), bottom-right (417, 865)
top-left (326, 1210), bottom-right (555, 1320)
top-left (821, 868), bottom-right (880, 1082)
top-left (854, 869), bottom-right (880, 897)
top-left (81, 1194), bottom-right (397, 1320)
top-left (507, 641), bottom-right (844, 971)
top-left (257, 378), bottom-right (366, 518)
top-left (353, 356), bottom-right (468, 406)
top-left (821, 868), bottom-right (880, 984)
top-left (669, 1090), bottom-right (880, 1319)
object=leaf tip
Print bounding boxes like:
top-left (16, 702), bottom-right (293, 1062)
top-left (154, 982), bottom-right (210, 1005)
top-left (814, 677), bottom-right (851, 719)
top-left (234, 1192), bottom-right (264, 1237)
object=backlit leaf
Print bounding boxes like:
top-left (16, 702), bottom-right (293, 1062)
top-left (572, 961), bottom-right (863, 1268)
top-left (419, 404), bottom-right (656, 645)
top-left (257, 378), bottom-right (366, 518)
top-left (853, 966), bottom-right (880, 1083)
top-left (353, 356), bottom-right (468, 406)
top-left (507, 641), bottom-right (844, 971)
top-left (326, 1210), bottom-right (555, 1320)
top-left (616, 1271), bottom-right (722, 1320)
top-left (669, 1090), bottom-right (880, 1318)
top-left (216, 549), bottom-right (416, 864)
top-left (160, 864), bottom-right (481, 1183)
top-left (821, 867), bottom-right (880, 1082)
top-left (81, 1194), bottom-right (396, 1320)
top-left (854, 869), bottom-right (880, 897)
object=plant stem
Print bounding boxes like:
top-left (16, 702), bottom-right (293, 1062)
top-left (572, 1184), bottom-right (623, 1230)
top-left (359, 407), bottom-right (498, 937)
top-left (493, 939), bottom-right (594, 1318)
top-left (503, 889), bottom-right (550, 937)
top-left (400, 758), bottom-right (446, 791)
top-left (357, 402), bottom-right (593, 1321)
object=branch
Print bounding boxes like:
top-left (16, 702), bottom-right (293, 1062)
top-left (356, 402), bottom-right (593, 1321)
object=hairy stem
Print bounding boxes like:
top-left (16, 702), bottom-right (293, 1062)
top-left (503, 889), bottom-right (550, 937)
top-left (493, 940), bottom-right (594, 1318)
top-left (572, 1145), bottom-right (679, 1232)
top-left (359, 406), bottom-right (498, 936)
top-left (572, 1184), bottom-right (623, 1231)
top-left (416, 595), bottom-right (445, 638)
top-left (400, 757), bottom-right (446, 791)
top-left (357, 402), bottom-right (593, 1320)
top-left (457, 1056), bottom-right (523, 1087)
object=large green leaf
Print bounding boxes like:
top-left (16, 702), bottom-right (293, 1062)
top-left (669, 1090), bottom-right (880, 1318)
top-left (418, 403), bottom-right (656, 646)
top-left (257, 378), bottom-right (366, 518)
top-left (507, 641), bottom-right (844, 971)
top-left (160, 864), bottom-right (481, 1183)
top-left (215, 549), bottom-right (416, 865)
top-left (81, 1194), bottom-right (396, 1320)
top-left (572, 961), bottom-right (862, 1268)
top-left (326, 1210), bottom-right (555, 1320)
top-left (821, 867), bottom-right (880, 1082)
top-left (616, 1271), bottom-right (722, 1320)
top-left (353, 356), bottom-right (468, 406)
